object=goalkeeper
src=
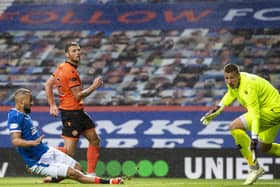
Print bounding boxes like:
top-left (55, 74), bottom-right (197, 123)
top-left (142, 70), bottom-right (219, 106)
top-left (201, 63), bottom-right (280, 185)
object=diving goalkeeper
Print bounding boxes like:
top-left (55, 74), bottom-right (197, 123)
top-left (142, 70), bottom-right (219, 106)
top-left (201, 63), bottom-right (280, 185)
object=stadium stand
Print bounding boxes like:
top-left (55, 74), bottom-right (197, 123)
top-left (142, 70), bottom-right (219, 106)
top-left (1, 1), bottom-right (280, 107)
top-left (1, 28), bottom-right (280, 107)
top-left (12, 0), bottom-right (250, 4)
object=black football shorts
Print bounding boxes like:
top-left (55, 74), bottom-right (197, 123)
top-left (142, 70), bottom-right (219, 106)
top-left (60, 109), bottom-right (96, 138)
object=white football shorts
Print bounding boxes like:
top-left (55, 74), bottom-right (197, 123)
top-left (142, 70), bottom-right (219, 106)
top-left (29, 146), bottom-right (76, 178)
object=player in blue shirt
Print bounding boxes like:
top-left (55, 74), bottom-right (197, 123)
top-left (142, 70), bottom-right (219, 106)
top-left (7, 88), bottom-right (123, 184)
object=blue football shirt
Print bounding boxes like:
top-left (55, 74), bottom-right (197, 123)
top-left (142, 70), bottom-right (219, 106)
top-left (7, 109), bottom-right (49, 167)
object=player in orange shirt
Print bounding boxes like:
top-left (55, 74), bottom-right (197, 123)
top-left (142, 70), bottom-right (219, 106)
top-left (45, 42), bottom-right (102, 177)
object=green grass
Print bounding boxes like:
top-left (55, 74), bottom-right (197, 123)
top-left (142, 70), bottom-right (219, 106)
top-left (0, 177), bottom-right (280, 187)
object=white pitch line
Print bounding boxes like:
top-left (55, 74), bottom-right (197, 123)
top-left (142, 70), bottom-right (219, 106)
top-left (122, 182), bottom-right (187, 187)
top-left (121, 182), bottom-right (280, 187)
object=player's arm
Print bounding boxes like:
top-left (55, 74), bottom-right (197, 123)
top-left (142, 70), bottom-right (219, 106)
top-left (200, 104), bottom-right (224, 125)
top-left (219, 89), bottom-right (236, 107)
top-left (45, 75), bottom-right (59, 116)
top-left (45, 75), bottom-right (56, 106)
top-left (244, 87), bottom-right (261, 162)
top-left (10, 132), bottom-right (44, 147)
top-left (245, 88), bottom-right (261, 138)
top-left (200, 91), bottom-right (235, 125)
top-left (247, 98), bottom-right (260, 162)
top-left (72, 76), bottom-right (103, 100)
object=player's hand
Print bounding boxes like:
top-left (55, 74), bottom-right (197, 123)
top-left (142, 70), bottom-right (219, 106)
top-left (200, 105), bottom-right (224, 125)
top-left (32, 135), bottom-right (45, 146)
top-left (93, 76), bottom-right (103, 88)
top-left (50, 104), bottom-right (59, 117)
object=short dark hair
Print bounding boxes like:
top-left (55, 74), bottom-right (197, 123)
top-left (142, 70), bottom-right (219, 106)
top-left (224, 63), bottom-right (240, 73)
top-left (65, 42), bottom-right (80, 52)
top-left (14, 88), bottom-right (31, 102)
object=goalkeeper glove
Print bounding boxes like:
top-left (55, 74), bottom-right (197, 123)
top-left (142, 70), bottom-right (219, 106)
top-left (200, 105), bottom-right (224, 125)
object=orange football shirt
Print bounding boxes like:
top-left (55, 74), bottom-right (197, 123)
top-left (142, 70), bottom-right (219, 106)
top-left (52, 62), bottom-right (83, 110)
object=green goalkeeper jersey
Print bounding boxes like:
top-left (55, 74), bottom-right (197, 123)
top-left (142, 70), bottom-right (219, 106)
top-left (219, 72), bottom-right (280, 135)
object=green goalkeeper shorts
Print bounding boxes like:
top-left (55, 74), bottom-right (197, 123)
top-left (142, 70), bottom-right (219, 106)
top-left (242, 108), bottom-right (280, 144)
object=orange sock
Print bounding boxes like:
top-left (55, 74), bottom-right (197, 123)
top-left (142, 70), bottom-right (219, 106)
top-left (56, 146), bottom-right (66, 153)
top-left (93, 176), bottom-right (101, 184)
top-left (87, 145), bottom-right (99, 173)
top-left (92, 176), bottom-right (110, 184)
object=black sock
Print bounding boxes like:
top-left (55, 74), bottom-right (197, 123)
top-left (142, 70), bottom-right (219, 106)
top-left (51, 177), bottom-right (63, 183)
top-left (100, 178), bottom-right (110, 184)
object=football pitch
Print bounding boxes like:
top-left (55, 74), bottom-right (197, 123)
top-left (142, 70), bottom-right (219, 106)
top-left (1, 177), bottom-right (280, 187)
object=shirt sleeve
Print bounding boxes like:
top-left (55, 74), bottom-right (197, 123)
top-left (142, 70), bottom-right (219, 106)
top-left (219, 89), bottom-right (236, 107)
top-left (7, 114), bottom-right (23, 134)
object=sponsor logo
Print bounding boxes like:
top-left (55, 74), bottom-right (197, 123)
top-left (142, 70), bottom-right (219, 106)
top-left (0, 110), bottom-right (266, 148)
top-left (184, 156), bottom-right (278, 179)
top-left (9, 123), bottom-right (18, 129)
top-left (40, 119), bottom-right (234, 148)
top-left (0, 162), bottom-right (8, 178)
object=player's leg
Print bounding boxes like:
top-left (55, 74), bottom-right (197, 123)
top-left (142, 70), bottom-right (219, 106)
top-left (80, 111), bottom-right (100, 176)
top-left (43, 176), bottom-right (64, 183)
top-left (60, 110), bottom-right (81, 157)
top-left (229, 114), bottom-right (264, 185)
top-left (56, 146), bottom-right (66, 153)
top-left (82, 128), bottom-right (100, 176)
top-left (229, 117), bottom-right (255, 166)
top-left (67, 167), bottom-right (123, 184)
top-left (267, 142), bottom-right (280, 155)
top-left (259, 109), bottom-right (280, 155)
top-left (45, 112), bottom-right (79, 183)
top-left (257, 110), bottom-right (280, 156)
top-left (259, 124), bottom-right (280, 156)
top-left (32, 147), bottom-right (122, 184)
top-left (63, 136), bottom-right (79, 157)
top-left (50, 147), bottom-right (122, 184)
top-left (30, 146), bottom-right (74, 183)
